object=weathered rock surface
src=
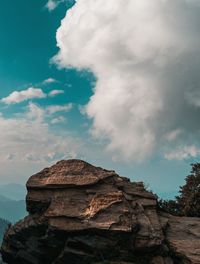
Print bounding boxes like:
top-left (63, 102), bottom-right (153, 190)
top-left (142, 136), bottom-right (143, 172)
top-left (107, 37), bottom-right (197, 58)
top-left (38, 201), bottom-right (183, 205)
top-left (1, 160), bottom-right (200, 263)
top-left (160, 213), bottom-right (200, 264)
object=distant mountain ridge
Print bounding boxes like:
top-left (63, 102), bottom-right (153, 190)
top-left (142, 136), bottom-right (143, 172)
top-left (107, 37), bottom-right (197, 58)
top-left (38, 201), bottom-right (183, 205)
top-left (0, 198), bottom-right (26, 223)
top-left (0, 184), bottom-right (27, 223)
top-left (0, 183), bottom-right (26, 201)
top-left (0, 195), bottom-right (11, 202)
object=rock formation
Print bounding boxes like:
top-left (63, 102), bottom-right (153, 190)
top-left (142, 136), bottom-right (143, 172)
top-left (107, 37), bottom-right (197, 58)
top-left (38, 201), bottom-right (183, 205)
top-left (1, 159), bottom-right (200, 263)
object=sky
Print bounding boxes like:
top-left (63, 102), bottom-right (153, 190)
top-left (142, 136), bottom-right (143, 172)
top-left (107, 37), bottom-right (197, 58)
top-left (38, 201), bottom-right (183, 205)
top-left (1, 0), bottom-right (200, 198)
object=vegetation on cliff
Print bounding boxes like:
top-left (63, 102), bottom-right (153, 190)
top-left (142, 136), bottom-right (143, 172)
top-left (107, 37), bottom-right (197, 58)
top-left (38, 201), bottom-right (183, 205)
top-left (159, 163), bottom-right (200, 217)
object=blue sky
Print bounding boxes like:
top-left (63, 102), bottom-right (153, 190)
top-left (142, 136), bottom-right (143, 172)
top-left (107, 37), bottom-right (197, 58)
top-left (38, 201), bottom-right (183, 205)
top-left (1, 0), bottom-right (200, 198)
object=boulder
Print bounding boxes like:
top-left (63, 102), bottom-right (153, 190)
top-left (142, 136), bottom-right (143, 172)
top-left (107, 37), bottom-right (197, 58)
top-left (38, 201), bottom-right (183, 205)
top-left (1, 160), bottom-right (200, 263)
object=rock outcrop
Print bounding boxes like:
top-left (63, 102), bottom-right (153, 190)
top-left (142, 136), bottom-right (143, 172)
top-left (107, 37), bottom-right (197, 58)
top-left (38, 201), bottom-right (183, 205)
top-left (1, 160), bottom-right (200, 264)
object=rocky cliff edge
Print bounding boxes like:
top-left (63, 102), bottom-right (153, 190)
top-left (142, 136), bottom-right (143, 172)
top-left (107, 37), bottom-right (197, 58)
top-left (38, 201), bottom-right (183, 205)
top-left (1, 160), bottom-right (200, 264)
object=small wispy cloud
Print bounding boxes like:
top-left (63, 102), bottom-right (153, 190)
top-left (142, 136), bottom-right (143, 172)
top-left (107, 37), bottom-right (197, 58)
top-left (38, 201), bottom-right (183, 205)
top-left (2, 87), bottom-right (65, 105)
top-left (164, 145), bottom-right (200, 161)
top-left (165, 129), bottom-right (182, 142)
top-left (43, 77), bottom-right (58, 84)
top-left (46, 104), bottom-right (73, 114)
top-left (45, 0), bottom-right (59, 12)
top-left (27, 102), bottom-right (73, 120)
top-left (49, 90), bottom-right (64, 97)
top-left (51, 116), bottom-right (66, 124)
top-left (1, 87), bottom-right (46, 104)
top-left (185, 90), bottom-right (200, 108)
top-left (45, 0), bottom-right (74, 12)
top-left (45, 0), bottom-right (65, 12)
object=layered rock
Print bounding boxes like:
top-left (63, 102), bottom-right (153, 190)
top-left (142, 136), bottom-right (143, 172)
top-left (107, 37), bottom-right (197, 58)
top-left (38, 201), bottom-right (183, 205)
top-left (160, 213), bottom-right (200, 264)
top-left (1, 160), bottom-right (200, 263)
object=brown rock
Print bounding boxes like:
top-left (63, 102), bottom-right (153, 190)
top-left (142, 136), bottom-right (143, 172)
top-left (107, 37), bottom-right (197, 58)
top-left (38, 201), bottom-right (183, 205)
top-left (1, 160), bottom-right (200, 263)
top-left (160, 213), bottom-right (200, 264)
top-left (151, 256), bottom-right (174, 264)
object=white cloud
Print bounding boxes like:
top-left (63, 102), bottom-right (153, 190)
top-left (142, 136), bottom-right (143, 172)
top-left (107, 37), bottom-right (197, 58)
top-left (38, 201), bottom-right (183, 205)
top-left (2, 87), bottom-right (46, 104)
top-left (43, 78), bottom-right (58, 84)
top-left (49, 90), bottom-right (65, 97)
top-left (165, 129), bottom-right (182, 142)
top-left (46, 103), bottom-right (73, 114)
top-left (185, 90), bottom-right (200, 107)
top-left (4, 154), bottom-right (14, 162)
top-left (45, 0), bottom-right (59, 12)
top-left (27, 101), bottom-right (45, 122)
top-left (0, 103), bottom-right (81, 164)
top-left (26, 102), bottom-right (73, 117)
top-left (45, 0), bottom-right (67, 12)
top-left (51, 116), bottom-right (66, 124)
top-left (1, 87), bottom-right (66, 104)
top-left (165, 145), bottom-right (200, 161)
top-left (54, 0), bottom-right (200, 161)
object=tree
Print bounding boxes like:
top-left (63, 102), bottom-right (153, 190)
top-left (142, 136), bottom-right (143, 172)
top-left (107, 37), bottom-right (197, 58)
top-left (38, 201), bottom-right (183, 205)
top-left (158, 199), bottom-right (180, 216)
top-left (159, 163), bottom-right (200, 217)
top-left (177, 163), bottom-right (200, 217)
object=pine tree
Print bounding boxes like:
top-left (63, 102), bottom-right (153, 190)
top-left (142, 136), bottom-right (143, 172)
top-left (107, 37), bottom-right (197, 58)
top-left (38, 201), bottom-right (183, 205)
top-left (159, 163), bottom-right (200, 217)
top-left (177, 163), bottom-right (200, 217)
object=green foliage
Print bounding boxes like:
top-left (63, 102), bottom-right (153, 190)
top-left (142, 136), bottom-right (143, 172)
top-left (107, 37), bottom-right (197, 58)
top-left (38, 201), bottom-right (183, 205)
top-left (177, 163), bottom-right (200, 217)
top-left (159, 163), bottom-right (200, 217)
top-left (158, 199), bottom-right (181, 216)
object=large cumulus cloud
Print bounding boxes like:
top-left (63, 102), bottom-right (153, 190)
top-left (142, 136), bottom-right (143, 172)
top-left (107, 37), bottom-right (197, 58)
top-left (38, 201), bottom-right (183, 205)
top-left (54, 0), bottom-right (200, 161)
